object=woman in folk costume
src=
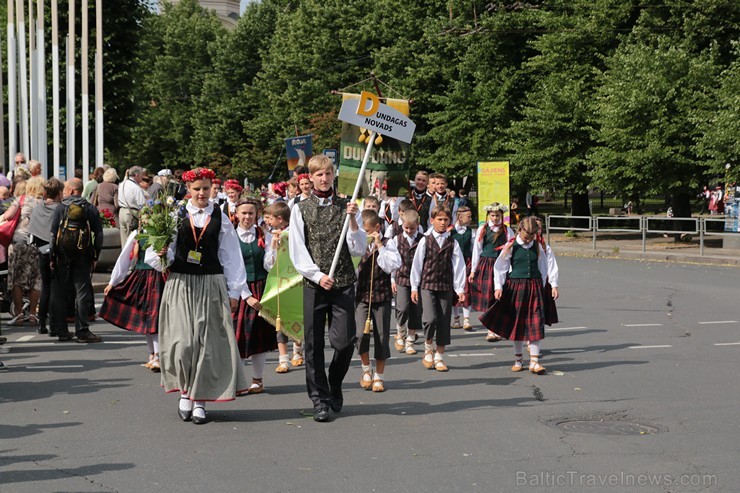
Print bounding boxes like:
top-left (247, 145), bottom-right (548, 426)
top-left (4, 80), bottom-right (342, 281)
top-left (222, 179), bottom-right (243, 226)
top-left (534, 217), bottom-right (559, 326)
top-left (146, 167), bottom-right (250, 425)
top-left (469, 203), bottom-right (515, 341)
top-left (232, 198), bottom-right (278, 395)
top-left (479, 217), bottom-right (552, 375)
top-left (100, 231), bottom-right (166, 371)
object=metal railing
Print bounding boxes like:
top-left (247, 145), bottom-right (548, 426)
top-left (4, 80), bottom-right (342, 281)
top-left (545, 215), bottom-right (738, 255)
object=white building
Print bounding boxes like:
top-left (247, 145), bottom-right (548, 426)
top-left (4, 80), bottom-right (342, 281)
top-left (164, 1), bottom-right (241, 29)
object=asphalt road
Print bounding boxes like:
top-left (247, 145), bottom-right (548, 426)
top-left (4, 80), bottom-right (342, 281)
top-left (0, 257), bottom-right (738, 492)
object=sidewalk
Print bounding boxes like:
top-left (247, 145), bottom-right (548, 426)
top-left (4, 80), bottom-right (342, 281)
top-left (548, 232), bottom-right (740, 267)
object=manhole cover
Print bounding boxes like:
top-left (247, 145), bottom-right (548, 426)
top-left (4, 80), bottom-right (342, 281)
top-left (555, 420), bottom-right (666, 435)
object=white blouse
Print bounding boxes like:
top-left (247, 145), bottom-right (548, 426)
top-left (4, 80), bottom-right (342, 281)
top-left (492, 236), bottom-right (548, 290)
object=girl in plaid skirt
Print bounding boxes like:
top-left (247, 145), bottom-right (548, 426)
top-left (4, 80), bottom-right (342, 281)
top-left (479, 217), bottom-right (552, 374)
top-left (100, 231), bottom-right (165, 371)
top-left (469, 203), bottom-right (515, 341)
top-left (233, 198), bottom-right (278, 395)
top-left (534, 217), bottom-right (559, 326)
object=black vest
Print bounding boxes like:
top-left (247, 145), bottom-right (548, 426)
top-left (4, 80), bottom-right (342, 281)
top-left (420, 235), bottom-right (455, 292)
top-left (298, 195), bottom-right (356, 289)
top-left (409, 190), bottom-right (431, 230)
top-left (356, 240), bottom-right (392, 304)
top-left (395, 231), bottom-right (424, 287)
top-left (171, 207), bottom-right (224, 275)
top-left (451, 227), bottom-right (473, 260)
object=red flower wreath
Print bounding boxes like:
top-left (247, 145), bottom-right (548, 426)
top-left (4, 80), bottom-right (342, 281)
top-left (223, 179), bottom-right (243, 193)
top-left (297, 173), bottom-right (310, 182)
top-left (182, 168), bottom-right (216, 183)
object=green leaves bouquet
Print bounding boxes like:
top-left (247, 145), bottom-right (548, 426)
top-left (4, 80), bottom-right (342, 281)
top-left (136, 193), bottom-right (186, 270)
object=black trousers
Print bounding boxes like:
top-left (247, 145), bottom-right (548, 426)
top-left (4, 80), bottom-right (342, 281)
top-left (38, 252), bottom-right (52, 327)
top-left (51, 256), bottom-right (93, 336)
top-left (303, 284), bottom-right (356, 407)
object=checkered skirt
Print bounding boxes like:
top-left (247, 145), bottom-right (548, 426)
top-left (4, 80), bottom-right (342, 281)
top-left (478, 278), bottom-right (545, 341)
top-left (543, 281), bottom-right (559, 325)
top-left (453, 258), bottom-right (472, 308)
top-left (233, 279), bottom-right (278, 358)
top-left (469, 256), bottom-right (496, 312)
top-left (99, 269), bottom-right (165, 334)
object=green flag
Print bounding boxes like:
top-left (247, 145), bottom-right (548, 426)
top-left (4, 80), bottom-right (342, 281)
top-left (259, 231), bottom-right (304, 343)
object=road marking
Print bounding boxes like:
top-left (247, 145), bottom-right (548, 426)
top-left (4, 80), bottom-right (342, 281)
top-left (699, 321), bottom-right (738, 325)
top-left (103, 341), bottom-right (147, 345)
top-left (548, 349), bottom-right (586, 353)
top-left (713, 342), bottom-right (740, 346)
top-left (623, 324), bottom-right (663, 327)
top-left (33, 365), bottom-right (85, 369)
top-left (628, 345), bottom-right (673, 349)
top-left (546, 326), bottom-right (588, 332)
top-left (16, 335), bottom-right (35, 342)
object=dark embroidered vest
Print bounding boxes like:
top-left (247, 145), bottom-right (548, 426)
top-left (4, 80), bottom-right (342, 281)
top-left (395, 231), bottom-right (423, 287)
top-left (481, 226), bottom-right (508, 259)
top-left (409, 190), bottom-right (431, 230)
top-left (509, 242), bottom-right (541, 279)
top-left (451, 227), bottom-right (472, 260)
top-left (134, 239), bottom-right (153, 271)
top-left (432, 193), bottom-right (454, 214)
top-left (171, 207), bottom-right (224, 275)
top-left (420, 234), bottom-right (454, 292)
top-left (298, 195), bottom-right (356, 289)
top-left (356, 240), bottom-right (392, 304)
top-left (239, 233), bottom-right (268, 282)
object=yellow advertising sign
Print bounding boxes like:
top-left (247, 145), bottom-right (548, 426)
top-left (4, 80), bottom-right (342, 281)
top-left (477, 161), bottom-right (511, 226)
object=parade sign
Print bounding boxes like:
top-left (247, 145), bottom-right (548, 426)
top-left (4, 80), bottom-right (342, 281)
top-left (477, 161), bottom-right (511, 225)
top-left (338, 91), bottom-right (416, 144)
top-left (285, 135), bottom-right (313, 171)
top-left (259, 231), bottom-right (304, 342)
top-left (338, 93), bottom-right (413, 197)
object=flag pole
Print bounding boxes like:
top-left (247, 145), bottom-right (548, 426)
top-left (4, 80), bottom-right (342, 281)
top-left (328, 130), bottom-right (375, 279)
top-left (36, 0), bottom-right (47, 175)
top-left (81, 0), bottom-right (89, 183)
top-left (7, 0), bottom-right (17, 171)
top-left (51, 0), bottom-right (59, 177)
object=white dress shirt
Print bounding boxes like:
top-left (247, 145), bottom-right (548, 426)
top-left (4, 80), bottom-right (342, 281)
top-left (492, 236), bottom-right (548, 290)
top-left (108, 231), bottom-right (139, 287)
top-left (263, 226), bottom-right (289, 271)
top-left (288, 197), bottom-right (367, 284)
top-left (409, 229), bottom-right (466, 295)
top-left (118, 178), bottom-right (147, 210)
top-left (145, 201), bottom-right (250, 299)
top-left (471, 221), bottom-right (515, 274)
top-left (429, 193), bottom-right (458, 221)
top-left (384, 218), bottom-right (424, 239)
top-left (359, 239), bottom-right (402, 277)
top-left (388, 230), bottom-right (421, 283)
top-left (544, 243), bottom-right (559, 288)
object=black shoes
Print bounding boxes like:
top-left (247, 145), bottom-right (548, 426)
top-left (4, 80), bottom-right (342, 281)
top-left (329, 390), bottom-right (343, 413)
top-left (178, 408), bottom-right (192, 422)
top-left (57, 333), bottom-right (74, 342)
top-left (314, 404), bottom-right (330, 422)
top-left (76, 331), bottom-right (102, 343)
top-left (192, 406), bottom-right (208, 425)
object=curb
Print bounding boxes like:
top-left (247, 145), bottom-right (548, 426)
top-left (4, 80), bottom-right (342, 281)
top-left (554, 246), bottom-right (740, 267)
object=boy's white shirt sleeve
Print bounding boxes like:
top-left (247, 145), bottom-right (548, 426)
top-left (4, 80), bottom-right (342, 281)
top-left (346, 224), bottom-right (368, 257)
top-left (108, 231), bottom-right (138, 287)
top-left (545, 244), bottom-right (559, 288)
top-left (471, 228), bottom-right (483, 273)
top-left (144, 236), bottom-right (176, 272)
top-left (388, 236), bottom-right (400, 283)
top-left (289, 205), bottom-right (324, 284)
top-left (262, 230), bottom-right (275, 271)
top-left (377, 239), bottom-right (402, 274)
top-left (409, 236), bottom-right (428, 292)
top-left (451, 240), bottom-right (466, 295)
top-left (538, 244), bottom-right (549, 287)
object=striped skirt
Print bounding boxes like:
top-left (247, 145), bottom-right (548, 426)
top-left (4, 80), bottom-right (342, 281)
top-left (453, 258), bottom-right (472, 308)
top-left (543, 281), bottom-right (559, 326)
top-left (99, 269), bottom-right (165, 334)
top-left (478, 278), bottom-right (545, 341)
top-left (158, 273), bottom-right (249, 401)
top-left (233, 279), bottom-right (278, 359)
top-left (469, 256), bottom-right (496, 312)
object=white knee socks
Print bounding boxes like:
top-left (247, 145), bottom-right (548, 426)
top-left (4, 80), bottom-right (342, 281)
top-left (251, 352), bottom-right (267, 380)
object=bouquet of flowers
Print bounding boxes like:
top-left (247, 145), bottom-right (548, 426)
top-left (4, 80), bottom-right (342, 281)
top-left (136, 192), bottom-right (186, 270)
top-left (99, 209), bottom-right (116, 228)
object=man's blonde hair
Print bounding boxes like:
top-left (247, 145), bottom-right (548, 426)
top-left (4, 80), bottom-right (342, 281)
top-left (308, 154), bottom-right (333, 174)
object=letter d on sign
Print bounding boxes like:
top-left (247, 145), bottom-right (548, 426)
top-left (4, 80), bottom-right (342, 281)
top-left (357, 91), bottom-right (379, 117)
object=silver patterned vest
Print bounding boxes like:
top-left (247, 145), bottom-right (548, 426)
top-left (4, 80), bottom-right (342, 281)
top-left (298, 195), bottom-right (357, 289)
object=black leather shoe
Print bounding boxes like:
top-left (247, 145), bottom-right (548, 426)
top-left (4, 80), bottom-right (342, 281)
top-left (192, 407), bottom-right (208, 425)
top-left (178, 408), bottom-right (192, 422)
top-left (57, 333), bottom-right (74, 342)
top-left (37, 325), bottom-right (49, 335)
top-left (313, 404), bottom-right (330, 422)
top-left (329, 391), bottom-right (343, 413)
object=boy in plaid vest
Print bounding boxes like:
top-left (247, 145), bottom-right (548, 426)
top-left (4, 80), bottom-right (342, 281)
top-left (356, 211), bottom-right (401, 392)
top-left (389, 209), bottom-right (424, 355)
top-left (410, 206), bottom-right (467, 371)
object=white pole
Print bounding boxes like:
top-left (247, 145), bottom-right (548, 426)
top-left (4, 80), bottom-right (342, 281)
top-left (16, 0), bottom-right (30, 159)
top-left (37, 0), bottom-right (47, 175)
top-left (81, 0), bottom-right (89, 183)
top-left (328, 131), bottom-right (376, 278)
top-left (7, 0), bottom-right (17, 171)
top-left (66, 0), bottom-right (75, 179)
top-left (95, 0), bottom-right (103, 169)
top-left (29, 0), bottom-right (36, 160)
top-left (0, 28), bottom-right (5, 174)
top-left (52, 0), bottom-right (59, 177)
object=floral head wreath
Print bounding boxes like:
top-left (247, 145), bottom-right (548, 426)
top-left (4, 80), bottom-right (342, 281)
top-left (182, 167), bottom-right (216, 183)
top-left (223, 179), bottom-right (243, 193)
top-left (297, 173), bottom-right (310, 182)
top-left (212, 178), bottom-right (222, 186)
top-left (484, 202), bottom-right (508, 213)
top-left (273, 181), bottom-right (287, 197)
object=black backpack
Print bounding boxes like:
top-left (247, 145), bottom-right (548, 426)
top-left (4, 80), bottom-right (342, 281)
top-left (57, 202), bottom-right (92, 259)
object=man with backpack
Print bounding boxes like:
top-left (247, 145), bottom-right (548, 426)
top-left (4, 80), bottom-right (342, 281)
top-left (49, 178), bottom-right (104, 342)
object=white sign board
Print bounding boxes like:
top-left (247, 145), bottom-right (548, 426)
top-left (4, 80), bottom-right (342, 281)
top-left (338, 91), bottom-right (416, 144)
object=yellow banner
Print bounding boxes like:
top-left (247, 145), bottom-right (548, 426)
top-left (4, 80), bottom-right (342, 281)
top-left (477, 161), bottom-right (511, 226)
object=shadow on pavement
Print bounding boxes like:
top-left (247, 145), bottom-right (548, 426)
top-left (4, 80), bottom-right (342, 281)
top-left (0, 378), bottom-right (129, 404)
